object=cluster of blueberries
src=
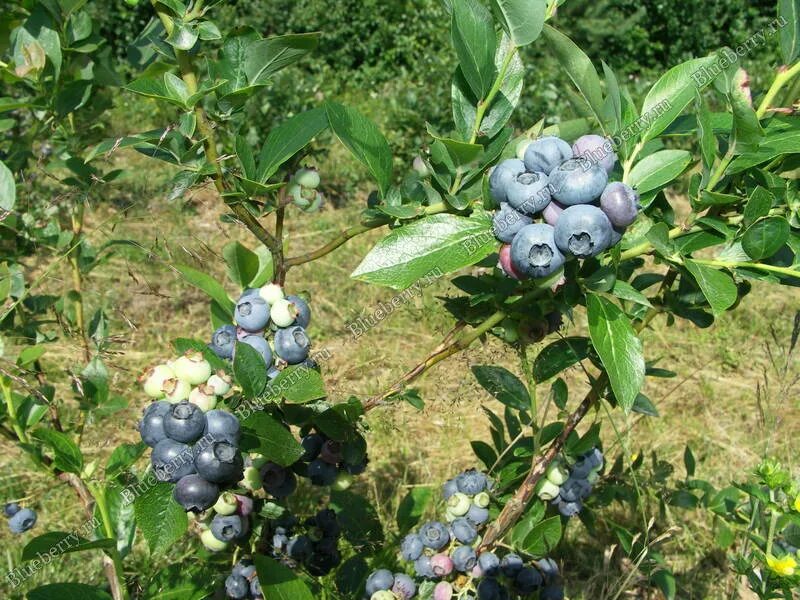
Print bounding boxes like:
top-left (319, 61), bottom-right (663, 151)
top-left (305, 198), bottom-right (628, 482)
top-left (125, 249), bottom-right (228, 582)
top-left (287, 168), bottom-right (325, 213)
top-left (137, 354), bottom-right (243, 512)
top-left (298, 429), bottom-right (368, 488)
top-left (199, 491), bottom-right (254, 552)
top-left (535, 448), bottom-right (604, 518)
top-left (491, 134), bottom-right (640, 280)
top-left (224, 559), bottom-right (263, 600)
top-left (4, 502), bottom-right (36, 534)
top-left (365, 470), bottom-right (563, 599)
top-left (209, 284), bottom-right (313, 373)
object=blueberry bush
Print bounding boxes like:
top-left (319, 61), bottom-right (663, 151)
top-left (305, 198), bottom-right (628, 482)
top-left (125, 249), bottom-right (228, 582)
top-left (1, 0), bottom-right (800, 599)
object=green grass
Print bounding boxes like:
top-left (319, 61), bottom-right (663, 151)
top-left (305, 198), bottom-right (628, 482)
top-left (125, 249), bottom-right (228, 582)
top-left (1, 159), bottom-right (799, 599)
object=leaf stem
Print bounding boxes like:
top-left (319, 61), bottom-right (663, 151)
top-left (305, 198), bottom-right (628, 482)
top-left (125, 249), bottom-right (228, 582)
top-left (756, 61), bottom-right (800, 119)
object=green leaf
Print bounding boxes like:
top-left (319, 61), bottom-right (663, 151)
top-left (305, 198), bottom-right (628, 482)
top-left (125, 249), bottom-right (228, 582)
top-left (651, 570), bottom-right (677, 600)
top-left (55, 80), bottom-right (92, 117)
top-left (683, 260), bottom-right (738, 315)
top-left (727, 130), bottom-right (800, 174)
top-left (254, 555), bottom-right (314, 600)
top-left (426, 124), bottom-right (483, 165)
top-left (627, 150), bottom-right (692, 196)
top-left (586, 294), bottom-right (644, 413)
top-left (266, 365), bottom-right (326, 404)
top-left (173, 264), bottom-right (234, 314)
top-left (683, 445), bottom-right (696, 477)
top-left (541, 25), bottom-right (605, 131)
top-left (741, 216), bottom-right (790, 260)
top-left (471, 365), bottom-right (530, 410)
top-left (532, 337), bottom-right (592, 383)
top-left (639, 55), bottom-right (718, 141)
top-left (233, 341), bottom-right (268, 399)
top-left (520, 515), bottom-right (562, 556)
top-left (352, 213), bottom-right (496, 290)
top-left (0, 160), bottom-right (15, 212)
top-left (239, 412), bottom-right (304, 466)
top-left (22, 533), bottom-right (115, 562)
top-left (133, 483), bottom-right (188, 554)
top-left (743, 186), bottom-right (773, 227)
top-left (250, 246), bottom-right (275, 287)
top-left (32, 429), bottom-right (83, 474)
top-left (28, 583), bottom-right (112, 600)
top-left (451, 0), bottom-right (497, 99)
top-left (106, 442), bottom-right (146, 479)
top-left (166, 22), bottom-right (198, 51)
top-left (508, 502), bottom-right (545, 547)
top-left (256, 107), bottom-right (328, 182)
top-left (330, 490), bottom-right (383, 548)
top-left (126, 76), bottom-right (186, 109)
top-left (611, 281), bottom-right (653, 307)
top-left (779, 0), bottom-right (800, 63)
top-left (244, 33), bottom-right (320, 84)
top-left (326, 102), bottom-right (393, 196)
top-left (223, 242), bottom-right (259, 288)
top-left (491, 0), bottom-right (546, 47)
top-left (397, 487), bottom-right (433, 534)
top-left (145, 564), bottom-right (215, 600)
top-left (695, 92), bottom-right (717, 171)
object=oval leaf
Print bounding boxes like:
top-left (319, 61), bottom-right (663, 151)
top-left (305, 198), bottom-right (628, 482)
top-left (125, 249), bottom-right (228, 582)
top-left (451, 0), bottom-right (497, 99)
top-left (683, 260), bottom-right (738, 315)
top-left (471, 365), bottom-right (530, 410)
top-left (742, 216), bottom-right (790, 260)
top-left (253, 555), bottom-right (314, 600)
top-left (133, 482), bottom-right (188, 555)
top-left (627, 149), bottom-right (692, 196)
top-left (22, 533), bottom-right (115, 562)
top-left (491, 0), bottom-right (546, 47)
top-left (532, 337), bottom-right (592, 383)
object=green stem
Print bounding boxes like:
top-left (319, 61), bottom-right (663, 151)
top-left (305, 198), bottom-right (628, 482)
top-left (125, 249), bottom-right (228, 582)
top-left (622, 140), bottom-right (645, 183)
top-left (91, 483), bottom-right (128, 600)
top-left (693, 258), bottom-right (800, 279)
top-left (756, 62), bottom-right (800, 119)
top-left (1, 377), bottom-right (28, 444)
top-left (617, 225), bottom-right (694, 262)
top-left (706, 147), bottom-right (735, 193)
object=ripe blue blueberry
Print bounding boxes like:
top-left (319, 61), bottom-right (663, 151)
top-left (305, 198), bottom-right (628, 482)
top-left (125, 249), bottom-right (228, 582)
top-left (506, 171), bottom-right (552, 216)
top-left (274, 326), bottom-right (311, 364)
top-left (344, 458), bottom-right (368, 475)
top-left (210, 325), bottom-right (237, 359)
top-left (442, 478), bottom-right (458, 500)
top-left (300, 434), bottom-right (324, 461)
top-left (151, 439), bottom-right (195, 482)
top-left (225, 574), bottom-right (249, 599)
top-left (556, 500), bottom-right (582, 517)
top-left (194, 441), bottom-right (243, 484)
top-left (314, 509), bottom-right (340, 537)
top-left (548, 158), bottom-right (608, 206)
top-left (210, 514), bottom-right (246, 542)
top-left (451, 545), bottom-right (477, 572)
top-left (250, 576), bottom-right (262, 598)
top-left (264, 469), bottom-right (297, 499)
top-left (307, 459), bottom-right (338, 486)
top-left (419, 521), bottom-right (450, 550)
top-left (286, 295), bottom-right (311, 328)
top-left (238, 335), bottom-right (273, 367)
top-left (392, 573), bottom-right (417, 599)
top-left (8, 508), bottom-right (36, 534)
top-left (478, 551), bottom-right (501, 576)
top-left (477, 577), bottom-right (504, 600)
top-left (515, 566), bottom-right (544, 593)
top-left (492, 203), bottom-right (533, 243)
top-left (456, 470), bottom-right (488, 495)
top-left (572, 134), bottom-right (617, 173)
top-left (466, 504), bottom-right (490, 526)
top-left (489, 159), bottom-right (526, 203)
top-left (4, 502), bottom-right (20, 518)
top-left (173, 474), bottom-right (219, 512)
top-left (401, 533), bottom-right (425, 561)
top-left (138, 401), bottom-right (170, 447)
top-left (451, 517), bottom-right (478, 544)
top-left (537, 557), bottom-right (559, 580)
top-left (523, 136), bottom-right (573, 175)
top-left (366, 569), bottom-right (395, 594)
top-left (510, 224), bottom-right (565, 279)
top-left (414, 555), bottom-right (435, 579)
top-left (584, 448), bottom-right (604, 470)
top-left (559, 477), bottom-right (592, 503)
top-left (320, 440), bottom-right (343, 464)
top-left (541, 585), bottom-right (566, 600)
top-left (163, 401), bottom-right (206, 443)
top-left (234, 295), bottom-right (270, 332)
top-left (501, 553), bottom-right (525, 577)
top-left (204, 409), bottom-right (240, 445)
top-left (600, 182), bottom-right (640, 227)
top-left (287, 535), bottom-right (313, 561)
top-left (553, 205), bottom-right (613, 258)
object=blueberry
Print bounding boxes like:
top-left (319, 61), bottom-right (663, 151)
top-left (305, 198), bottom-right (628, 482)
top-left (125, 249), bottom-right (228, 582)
top-left (600, 182), bottom-right (640, 227)
top-left (477, 577), bottom-right (504, 600)
top-left (392, 573), bottom-right (417, 599)
top-left (506, 171), bottom-right (552, 216)
top-left (450, 517), bottom-right (478, 544)
top-left (434, 581), bottom-right (454, 600)
top-left (515, 566), bottom-right (544, 593)
top-left (548, 157), bottom-right (608, 206)
top-left (286, 295), bottom-right (311, 328)
top-left (274, 326), bottom-right (311, 364)
top-left (584, 448), bottom-right (604, 470)
top-left (250, 576), bottom-right (262, 598)
top-left (492, 203), bottom-right (533, 243)
top-left (173, 474), bottom-right (219, 512)
top-left (501, 553), bottom-right (524, 577)
top-left (210, 514), bottom-right (246, 542)
top-left (431, 553), bottom-right (454, 577)
top-left (419, 521), bottom-right (450, 550)
top-left (287, 534), bottom-right (313, 561)
top-left (401, 533), bottom-right (425, 561)
top-left (510, 224), bottom-right (565, 279)
top-left (138, 401), bottom-right (170, 447)
top-left (314, 508), bottom-right (340, 537)
top-left (498, 244), bottom-right (525, 280)
top-left (235, 494), bottom-right (254, 517)
top-left (451, 545), bottom-right (477, 572)
top-left (320, 440), bottom-right (343, 464)
top-left (610, 225), bottom-right (625, 247)
top-left (345, 458), bottom-right (368, 475)
top-left (235, 295), bottom-right (270, 332)
top-left (540, 585), bottom-right (565, 600)
top-left (265, 469), bottom-right (297, 499)
top-left (238, 335), bottom-right (273, 367)
top-left (151, 439), bottom-right (195, 482)
top-left (194, 441), bottom-right (243, 484)
top-left (8, 508), bottom-right (36, 533)
top-left (456, 470), bottom-right (488, 495)
top-left (210, 325), bottom-right (237, 359)
top-left (225, 574), bottom-right (249, 599)
top-left (466, 504), bottom-right (490, 526)
top-left (559, 477), bottom-right (592, 502)
top-left (572, 134), bottom-right (617, 173)
top-left (204, 409), bottom-right (240, 445)
top-left (477, 551), bottom-right (501, 576)
top-left (414, 555), bottom-right (435, 578)
top-left (442, 478), bottom-right (459, 500)
top-left (537, 557), bottom-right (559, 580)
top-left (299, 433), bottom-right (324, 461)
top-left (542, 199), bottom-right (566, 226)
top-left (553, 205), bottom-right (613, 258)
top-left (446, 493), bottom-right (471, 517)
top-left (307, 459), bottom-right (337, 486)
top-left (366, 569), bottom-right (394, 594)
top-left (163, 401), bottom-right (206, 443)
top-left (232, 561), bottom-right (255, 578)
top-left (489, 158), bottom-right (526, 203)
top-left (523, 136), bottom-right (573, 175)
top-left (4, 502), bottom-right (20, 518)
top-left (556, 499), bottom-right (582, 517)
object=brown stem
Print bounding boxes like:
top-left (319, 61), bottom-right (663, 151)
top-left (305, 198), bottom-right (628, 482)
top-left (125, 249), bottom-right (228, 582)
top-left (284, 223), bottom-right (375, 269)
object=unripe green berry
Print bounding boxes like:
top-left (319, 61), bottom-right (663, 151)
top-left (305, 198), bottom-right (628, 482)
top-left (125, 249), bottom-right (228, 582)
top-left (189, 384), bottom-right (217, 412)
top-left (294, 168), bottom-right (320, 189)
top-left (140, 364), bottom-right (174, 398)
top-left (270, 298), bottom-right (299, 327)
top-left (412, 156), bottom-right (430, 177)
top-left (173, 351), bottom-right (212, 385)
top-left (546, 462), bottom-right (569, 486)
top-left (162, 377), bottom-right (191, 403)
top-left (332, 472), bottom-right (353, 491)
top-left (371, 592), bottom-right (395, 600)
top-left (249, 453), bottom-right (269, 469)
top-left (259, 283), bottom-right (285, 305)
top-left (213, 492), bottom-right (238, 516)
top-left (586, 471), bottom-right (600, 484)
top-left (206, 371), bottom-right (232, 396)
top-left (200, 528), bottom-right (228, 552)
top-left (447, 492), bottom-right (471, 517)
top-left (535, 479), bottom-right (560, 501)
top-left (239, 466), bottom-right (262, 491)
top-left (473, 491), bottom-right (491, 508)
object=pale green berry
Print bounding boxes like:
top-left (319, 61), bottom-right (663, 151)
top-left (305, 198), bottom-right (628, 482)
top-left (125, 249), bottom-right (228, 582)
top-left (444, 509), bottom-right (458, 522)
top-left (173, 351), bottom-right (212, 385)
top-left (305, 192), bottom-right (324, 213)
top-left (162, 377), bottom-right (191, 403)
top-left (239, 466), bottom-right (262, 491)
top-left (140, 364), bottom-right (174, 398)
top-left (206, 371), bottom-right (232, 396)
top-left (259, 283), bottom-right (285, 305)
top-left (213, 492), bottom-right (238, 516)
top-left (546, 462), bottom-right (569, 486)
top-left (535, 479), bottom-right (560, 501)
top-left (447, 492), bottom-right (471, 517)
top-left (473, 491), bottom-right (491, 508)
top-left (371, 591), bottom-right (395, 600)
top-left (189, 384), bottom-right (217, 412)
top-left (200, 529), bottom-right (228, 552)
top-left (332, 472), bottom-right (353, 491)
top-left (516, 139), bottom-right (532, 160)
top-left (249, 453), bottom-right (269, 469)
top-left (586, 471), bottom-right (600, 484)
top-left (294, 168), bottom-right (320, 189)
top-left (271, 298), bottom-right (299, 327)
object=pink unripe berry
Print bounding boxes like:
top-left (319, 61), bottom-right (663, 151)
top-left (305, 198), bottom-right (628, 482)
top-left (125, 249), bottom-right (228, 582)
top-left (431, 553), bottom-right (453, 577)
top-left (434, 581), bottom-right (454, 600)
